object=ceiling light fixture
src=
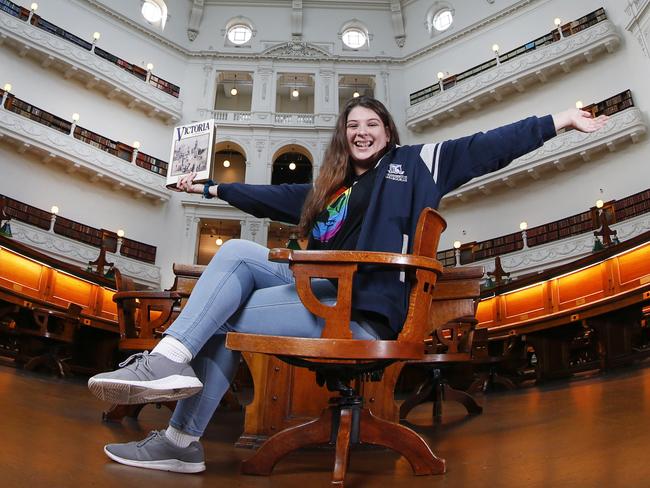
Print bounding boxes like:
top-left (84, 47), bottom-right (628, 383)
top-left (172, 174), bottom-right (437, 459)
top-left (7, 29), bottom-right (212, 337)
top-left (292, 76), bottom-right (299, 98)
top-left (230, 74), bottom-right (238, 96)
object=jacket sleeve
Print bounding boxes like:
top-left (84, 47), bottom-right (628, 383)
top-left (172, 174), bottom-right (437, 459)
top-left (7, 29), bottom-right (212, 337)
top-left (418, 114), bottom-right (556, 195)
top-left (217, 183), bottom-right (312, 225)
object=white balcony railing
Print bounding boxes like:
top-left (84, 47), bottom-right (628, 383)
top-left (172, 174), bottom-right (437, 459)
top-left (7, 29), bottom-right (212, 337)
top-left (406, 20), bottom-right (621, 130)
top-left (441, 107), bottom-right (647, 206)
top-left (0, 11), bottom-right (182, 124)
top-left (8, 220), bottom-right (161, 288)
top-left (198, 109), bottom-right (326, 128)
top-left (274, 113), bottom-right (315, 126)
top-left (0, 107), bottom-right (170, 203)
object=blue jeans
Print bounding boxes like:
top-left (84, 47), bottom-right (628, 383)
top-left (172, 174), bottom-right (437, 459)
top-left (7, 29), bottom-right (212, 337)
top-left (165, 239), bottom-right (379, 436)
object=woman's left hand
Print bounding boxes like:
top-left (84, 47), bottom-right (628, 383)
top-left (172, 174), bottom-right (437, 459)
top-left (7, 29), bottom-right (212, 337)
top-left (553, 108), bottom-right (609, 133)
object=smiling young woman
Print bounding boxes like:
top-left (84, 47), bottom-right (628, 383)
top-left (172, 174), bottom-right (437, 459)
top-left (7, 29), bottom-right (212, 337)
top-left (89, 95), bottom-right (608, 473)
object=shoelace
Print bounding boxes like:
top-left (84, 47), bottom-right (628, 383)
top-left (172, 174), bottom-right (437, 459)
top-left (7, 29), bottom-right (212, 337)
top-left (118, 351), bottom-right (152, 369)
top-left (136, 430), bottom-right (164, 448)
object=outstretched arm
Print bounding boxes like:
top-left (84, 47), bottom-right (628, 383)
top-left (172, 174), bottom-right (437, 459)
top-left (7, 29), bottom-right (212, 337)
top-left (171, 172), bottom-right (311, 225)
top-left (552, 108), bottom-right (609, 133)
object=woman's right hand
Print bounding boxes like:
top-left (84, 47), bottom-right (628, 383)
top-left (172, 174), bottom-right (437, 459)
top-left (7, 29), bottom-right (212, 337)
top-left (176, 172), bottom-right (202, 194)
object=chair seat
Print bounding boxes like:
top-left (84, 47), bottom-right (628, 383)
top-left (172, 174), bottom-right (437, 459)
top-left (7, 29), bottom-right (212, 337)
top-left (226, 332), bottom-right (424, 361)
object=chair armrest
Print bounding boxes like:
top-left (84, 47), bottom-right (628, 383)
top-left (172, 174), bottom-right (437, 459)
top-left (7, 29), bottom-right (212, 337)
top-left (269, 248), bottom-right (443, 274)
top-left (268, 248), bottom-right (443, 341)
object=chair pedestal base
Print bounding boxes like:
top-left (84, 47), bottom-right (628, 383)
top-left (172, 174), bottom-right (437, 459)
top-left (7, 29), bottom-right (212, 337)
top-left (241, 399), bottom-right (446, 487)
top-left (400, 368), bottom-right (483, 422)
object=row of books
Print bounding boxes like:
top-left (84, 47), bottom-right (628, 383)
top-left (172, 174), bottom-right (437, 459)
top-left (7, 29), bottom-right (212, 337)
top-left (442, 181), bottom-right (648, 265)
top-left (120, 239), bottom-right (157, 264)
top-left (410, 7), bottom-right (608, 106)
top-left (0, 194), bottom-right (158, 264)
top-left (5, 96), bottom-right (71, 135)
top-left (4, 94), bottom-right (169, 177)
top-left (0, 0), bottom-right (180, 98)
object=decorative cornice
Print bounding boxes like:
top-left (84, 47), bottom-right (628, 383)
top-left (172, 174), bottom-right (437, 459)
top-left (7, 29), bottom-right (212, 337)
top-left (407, 20), bottom-right (621, 129)
top-left (260, 40), bottom-right (331, 59)
top-left (0, 109), bottom-right (170, 203)
top-left (0, 11), bottom-right (182, 123)
top-left (443, 108), bottom-right (647, 205)
top-left (78, 0), bottom-right (546, 66)
top-left (9, 220), bottom-right (161, 287)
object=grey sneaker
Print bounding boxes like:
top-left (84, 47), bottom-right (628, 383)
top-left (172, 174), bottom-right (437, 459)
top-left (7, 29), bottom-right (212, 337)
top-left (88, 351), bottom-right (203, 404)
top-left (104, 430), bottom-right (206, 473)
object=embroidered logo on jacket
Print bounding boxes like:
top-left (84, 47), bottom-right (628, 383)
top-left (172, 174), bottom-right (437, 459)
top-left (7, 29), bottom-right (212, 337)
top-left (386, 163), bottom-right (407, 182)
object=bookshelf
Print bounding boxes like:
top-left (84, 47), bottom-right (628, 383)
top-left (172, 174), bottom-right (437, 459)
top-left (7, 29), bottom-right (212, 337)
top-left (4, 95), bottom-right (71, 135)
top-left (0, 194), bottom-right (158, 264)
top-left (120, 238), bottom-right (157, 264)
top-left (0, 0), bottom-right (180, 99)
top-left (409, 8), bottom-right (608, 106)
top-left (4, 94), bottom-right (169, 178)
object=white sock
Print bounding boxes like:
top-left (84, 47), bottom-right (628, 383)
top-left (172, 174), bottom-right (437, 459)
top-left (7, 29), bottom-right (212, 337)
top-left (152, 336), bottom-right (193, 363)
top-left (165, 425), bottom-right (200, 448)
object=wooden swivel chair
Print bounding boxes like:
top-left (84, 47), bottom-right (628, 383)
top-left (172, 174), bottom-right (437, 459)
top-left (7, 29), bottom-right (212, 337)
top-left (226, 208), bottom-right (447, 487)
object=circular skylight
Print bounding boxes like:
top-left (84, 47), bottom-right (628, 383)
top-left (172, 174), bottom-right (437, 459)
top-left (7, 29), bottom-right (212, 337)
top-left (432, 8), bottom-right (454, 32)
top-left (141, 0), bottom-right (163, 23)
top-left (342, 28), bottom-right (367, 49)
top-left (227, 24), bottom-right (253, 45)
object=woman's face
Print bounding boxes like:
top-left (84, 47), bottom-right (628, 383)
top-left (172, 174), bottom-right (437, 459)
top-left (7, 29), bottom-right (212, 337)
top-left (346, 106), bottom-right (390, 174)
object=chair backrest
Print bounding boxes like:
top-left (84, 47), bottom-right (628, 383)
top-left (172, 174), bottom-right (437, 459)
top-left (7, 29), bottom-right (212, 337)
top-left (397, 208), bottom-right (447, 344)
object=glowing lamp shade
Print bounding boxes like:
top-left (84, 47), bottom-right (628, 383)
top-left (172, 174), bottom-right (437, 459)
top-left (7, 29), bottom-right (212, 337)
top-left (352, 91), bottom-right (360, 98)
top-left (575, 100), bottom-right (584, 109)
top-left (141, 1), bottom-right (163, 23)
top-left (492, 43), bottom-right (500, 53)
top-left (230, 87), bottom-right (238, 96)
top-left (30, 3), bottom-right (38, 12)
top-left (216, 237), bottom-right (223, 246)
top-left (3, 83), bottom-right (11, 92)
top-left (596, 199), bottom-right (604, 209)
top-left (117, 229), bottom-right (125, 238)
top-left (146, 63), bottom-right (154, 71)
top-left (519, 221), bottom-right (528, 231)
top-left (453, 240), bottom-right (461, 249)
top-left (71, 113), bottom-right (80, 122)
top-left (554, 17), bottom-right (562, 27)
top-left (223, 159), bottom-right (231, 168)
top-left (50, 205), bottom-right (59, 215)
top-left (292, 88), bottom-right (300, 98)
top-left (133, 141), bottom-right (141, 149)
top-left (92, 32), bottom-right (101, 41)
top-left (437, 71), bottom-right (445, 80)
top-left (289, 162), bottom-right (296, 170)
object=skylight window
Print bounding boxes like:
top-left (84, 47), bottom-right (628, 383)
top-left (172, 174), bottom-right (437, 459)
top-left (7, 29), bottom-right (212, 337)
top-left (342, 28), bottom-right (367, 49)
top-left (141, 0), bottom-right (167, 29)
top-left (227, 24), bottom-right (253, 45)
top-left (432, 8), bottom-right (454, 32)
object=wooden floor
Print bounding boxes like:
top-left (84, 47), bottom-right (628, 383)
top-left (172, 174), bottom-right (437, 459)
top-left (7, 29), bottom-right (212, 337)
top-left (2, 363), bottom-right (650, 488)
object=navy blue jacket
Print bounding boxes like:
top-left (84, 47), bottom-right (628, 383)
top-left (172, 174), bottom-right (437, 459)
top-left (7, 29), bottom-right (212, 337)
top-left (217, 115), bottom-right (556, 334)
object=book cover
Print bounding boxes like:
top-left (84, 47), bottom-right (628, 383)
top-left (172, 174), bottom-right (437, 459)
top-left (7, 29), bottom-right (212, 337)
top-left (166, 119), bottom-right (215, 189)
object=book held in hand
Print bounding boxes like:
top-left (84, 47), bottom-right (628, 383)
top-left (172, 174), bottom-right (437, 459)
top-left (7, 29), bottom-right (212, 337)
top-left (166, 119), bottom-right (215, 189)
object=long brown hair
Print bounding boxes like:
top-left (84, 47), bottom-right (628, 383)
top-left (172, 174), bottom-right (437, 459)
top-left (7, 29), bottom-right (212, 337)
top-left (298, 96), bottom-right (400, 236)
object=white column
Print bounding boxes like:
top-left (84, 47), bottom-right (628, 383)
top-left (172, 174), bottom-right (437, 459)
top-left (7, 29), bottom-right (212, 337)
top-left (240, 217), bottom-right (268, 246)
top-left (315, 67), bottom-right (336, 119)
top-left (251, 64), bottom-right (276, 119)
top-left (375, 69), bottom-right (390, 105)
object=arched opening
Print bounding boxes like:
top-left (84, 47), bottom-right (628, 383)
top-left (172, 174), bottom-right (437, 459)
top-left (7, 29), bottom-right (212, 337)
top-left (212, 141), bottom-right (246, 184)
top-left (271, 145), bottom-right (313, 185)
top-left (197, 218), bottom-right (241, 265)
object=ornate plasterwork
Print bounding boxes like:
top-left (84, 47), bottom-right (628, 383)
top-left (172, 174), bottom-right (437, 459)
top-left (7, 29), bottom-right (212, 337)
top-left (406, 20), bottom-right (621, 129)
top-left (443, 108), bottom-right (647, 204)
top-left (261, 40), bottom-right (331, 59)
top-left (474, 212), bottom-right (650, 279)
top-left (0, 12), bottom-right (182, 123)
top-left (9, 220), bottom-right (161, 287)
top-left (624, 0), bottom-right (650, 58)
top-left (0, 109), bottom-right (170, 203)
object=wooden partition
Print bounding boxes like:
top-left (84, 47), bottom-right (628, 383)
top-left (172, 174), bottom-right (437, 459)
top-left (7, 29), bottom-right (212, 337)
top-left (476, 234), bottom-right (650, 340)
top-left (0, 236), bottom-right (118, 332)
